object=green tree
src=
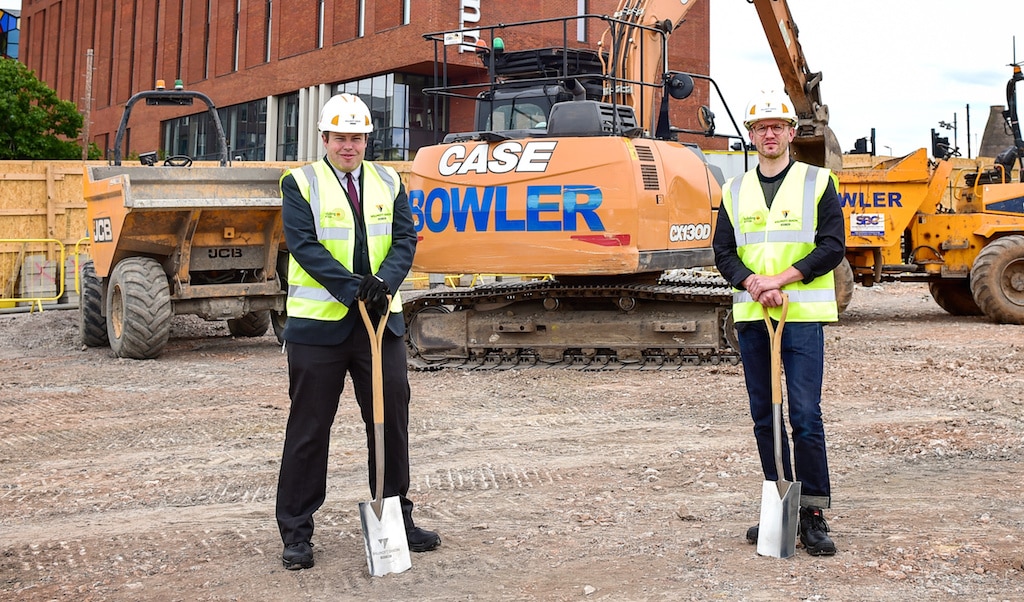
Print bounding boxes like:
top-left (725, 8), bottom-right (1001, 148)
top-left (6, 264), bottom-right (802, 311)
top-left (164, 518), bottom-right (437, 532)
top-left (0, 57), bottom-right (87, 160)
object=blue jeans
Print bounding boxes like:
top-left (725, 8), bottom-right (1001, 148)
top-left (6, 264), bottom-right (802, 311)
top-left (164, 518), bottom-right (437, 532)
top-left (737, 320), bottom-right (831, 508)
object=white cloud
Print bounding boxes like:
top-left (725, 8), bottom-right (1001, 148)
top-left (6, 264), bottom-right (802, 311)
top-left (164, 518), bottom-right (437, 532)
top-left (707, 0), bottom-right (1022, 157)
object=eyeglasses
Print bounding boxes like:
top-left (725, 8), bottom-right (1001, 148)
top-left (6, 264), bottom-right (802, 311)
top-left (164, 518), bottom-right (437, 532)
top-left (751, 123), bottom-right (789, 136)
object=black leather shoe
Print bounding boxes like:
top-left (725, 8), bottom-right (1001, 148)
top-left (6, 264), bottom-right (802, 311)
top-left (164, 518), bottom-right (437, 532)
top-left (799, 507), bottom-right (837, 556)
top-left (282, 541), bottom-right (314, 570)
top-left (406, 527), bottom-right (441, 552)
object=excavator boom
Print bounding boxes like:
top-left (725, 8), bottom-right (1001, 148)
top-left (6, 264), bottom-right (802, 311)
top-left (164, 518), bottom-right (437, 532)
top-left (602, 0), bottom-right (702, 133)
top-left (749, 0), bottom-right (843, 170)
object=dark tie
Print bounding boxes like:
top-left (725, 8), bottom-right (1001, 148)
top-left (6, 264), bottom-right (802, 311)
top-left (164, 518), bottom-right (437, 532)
top-left (346, 172), bottom-right (360, 216)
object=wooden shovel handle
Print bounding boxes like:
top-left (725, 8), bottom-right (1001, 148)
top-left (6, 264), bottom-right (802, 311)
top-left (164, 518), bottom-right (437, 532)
top-left (761, 293), bottom-right (790, 407)
top-left (359, 297), bottom-right (391, 424)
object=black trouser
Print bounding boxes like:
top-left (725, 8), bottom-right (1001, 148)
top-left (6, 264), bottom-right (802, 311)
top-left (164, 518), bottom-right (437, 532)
top-left (276, 327), bottom-right (413, 546)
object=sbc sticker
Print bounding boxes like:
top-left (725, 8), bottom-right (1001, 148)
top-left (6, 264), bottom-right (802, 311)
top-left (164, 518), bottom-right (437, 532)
top-left (850, 213), bottom-right (884, 237)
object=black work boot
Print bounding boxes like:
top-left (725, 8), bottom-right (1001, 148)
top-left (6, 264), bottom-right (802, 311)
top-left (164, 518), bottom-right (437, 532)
top-left (799, 507), bottom-right (836, 556)
top-left (282, 541), bottom-right (314, 569)
top-left (746, 524), bottom-right (759, 544)
top-left (406, 526), bottom-right (441, 552)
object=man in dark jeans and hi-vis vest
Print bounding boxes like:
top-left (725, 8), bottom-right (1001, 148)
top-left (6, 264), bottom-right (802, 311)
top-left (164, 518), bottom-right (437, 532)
top-left (713, 91), bottom-right (845, 556)
top-left (275, 93), bottom-right (440, 570)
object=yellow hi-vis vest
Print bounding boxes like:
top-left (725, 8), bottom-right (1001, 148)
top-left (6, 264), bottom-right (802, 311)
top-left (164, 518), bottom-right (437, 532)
top-left (283, 159), bottom-right (403, 321)
top-left (724, 162), bottom-right (838, 323)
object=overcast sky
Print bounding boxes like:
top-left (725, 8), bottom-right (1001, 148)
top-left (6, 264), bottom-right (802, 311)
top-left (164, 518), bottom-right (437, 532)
top-left (707, 0), bottom-right (1022, 158)
top-left (3, 0), bottom-right (1019, 158)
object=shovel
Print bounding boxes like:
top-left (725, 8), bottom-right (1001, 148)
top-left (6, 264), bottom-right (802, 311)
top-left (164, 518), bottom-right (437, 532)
top-left (358, 298), bottom-right (412, 576)
top-left (755, 292), bottom-right (801, 559)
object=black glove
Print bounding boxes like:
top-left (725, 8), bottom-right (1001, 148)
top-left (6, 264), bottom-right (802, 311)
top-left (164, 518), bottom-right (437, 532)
top-left (356, 273), bottom-right (390, 315)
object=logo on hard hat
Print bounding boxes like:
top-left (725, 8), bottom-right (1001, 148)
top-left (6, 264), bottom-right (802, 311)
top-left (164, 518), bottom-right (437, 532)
top-left (334, 113), bottom-right (371, 127)
top-left (755, 101), bottom-right (790, 116)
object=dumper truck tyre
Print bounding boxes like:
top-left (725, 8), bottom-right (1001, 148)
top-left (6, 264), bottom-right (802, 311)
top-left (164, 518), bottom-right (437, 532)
top-left (79, 260), bottom-right (108, 347)
top-left (834, 257), bottom-right (854, 314)
top-left (227, 311), bottom-right (271, 337)
top-left (928, 281), bottom-right (983, 316)
top-left (971, 235), bottom-right (1024, 324)
top-left (106, 257), bottom-right (172, 359)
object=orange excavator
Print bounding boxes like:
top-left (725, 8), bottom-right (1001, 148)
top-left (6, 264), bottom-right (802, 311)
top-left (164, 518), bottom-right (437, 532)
top-left (403, 0), bottom-right (830, 369)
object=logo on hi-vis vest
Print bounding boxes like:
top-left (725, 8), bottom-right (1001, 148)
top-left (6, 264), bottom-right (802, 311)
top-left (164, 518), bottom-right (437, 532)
top-left (410, 185), bottom-right (605, 233)
top-left (774, 208), bottom-right (801, 228)
top-left (739, 211), bottom-right (766, 228)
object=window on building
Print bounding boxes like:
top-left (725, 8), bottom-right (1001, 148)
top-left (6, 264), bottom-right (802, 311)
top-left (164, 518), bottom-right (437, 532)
top-left (0, 9), bottom-right (19, 60)
top-left (176, 0), bottom-right (185, 78)
top-left (402, 0), bottom-right (411, 25)
top-left (317, 0), bottom-right (325, 48)
top-left (160, 77), bottom-right (441, 162)
top-left (277, 93), bottom-right (299, 160)
top-left (233, 0), bottom-right (241, 71)
top-left (577, 0), bottom-right (587, 42)
top-left (204, 0), bottom-right (212, 79)
top-left (196, 117), bottom-right (208, 157)
top-left (265, 0), bottom-right (273, 63)
top-left (358, 0), bottom-right (365, 37)
top-left (338, 73), bottom-right (444, 160)
top-left (161, 98), bottom-right (271, 161)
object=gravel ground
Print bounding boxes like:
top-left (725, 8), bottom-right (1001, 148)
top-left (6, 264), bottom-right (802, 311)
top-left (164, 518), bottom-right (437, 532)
top-left (1, 282), bottom-right (1022, 601)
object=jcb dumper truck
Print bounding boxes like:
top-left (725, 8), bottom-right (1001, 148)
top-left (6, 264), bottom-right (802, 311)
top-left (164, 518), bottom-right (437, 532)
top-left (80, 85), bottom-right (288, 359)
top-left (839, 63), bottom-right (1024, 323)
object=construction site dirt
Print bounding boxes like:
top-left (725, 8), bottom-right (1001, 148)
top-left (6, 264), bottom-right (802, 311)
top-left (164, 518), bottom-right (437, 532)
top-left (1, 282), bottom-right (1022, 601)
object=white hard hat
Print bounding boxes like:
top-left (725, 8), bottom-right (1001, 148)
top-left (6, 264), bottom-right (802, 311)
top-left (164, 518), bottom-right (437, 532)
top-left (318, 93), bottom-right (373, 133)
top-left (743, 91), bottom-right (797, 129)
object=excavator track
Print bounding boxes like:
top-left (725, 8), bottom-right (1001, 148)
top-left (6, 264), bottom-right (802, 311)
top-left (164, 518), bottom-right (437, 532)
top-left (403, 271), bottom-right (739, 370)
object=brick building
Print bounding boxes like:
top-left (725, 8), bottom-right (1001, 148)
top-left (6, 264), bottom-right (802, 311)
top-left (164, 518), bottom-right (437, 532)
top-left (17, 0), bottom-right (715, 162)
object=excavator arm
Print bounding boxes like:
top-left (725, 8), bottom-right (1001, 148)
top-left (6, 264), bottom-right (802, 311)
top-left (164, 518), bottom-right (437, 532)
top-left (599, 0), bottom-right (841, 169)
top-left (601, 0), bottom-right (702, 134)
top-left (749, 0), bottom-right (843, 170)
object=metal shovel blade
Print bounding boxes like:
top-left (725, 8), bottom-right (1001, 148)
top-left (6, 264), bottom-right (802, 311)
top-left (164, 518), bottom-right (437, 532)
top-left (756, 295), bottom-right (800, 559)
top-left (359, 495), bottom-right (412, 576)
top-left (357, 299), bottom-right (411, 577)
top-left (756, 477), bottom-right (801, 558)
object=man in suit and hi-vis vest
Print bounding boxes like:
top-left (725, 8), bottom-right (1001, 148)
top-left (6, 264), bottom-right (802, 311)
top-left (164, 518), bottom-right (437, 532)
top-left (713, 91), bottom-right (845, 557)
top-left (275, 93), bottom-right (440, 570)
